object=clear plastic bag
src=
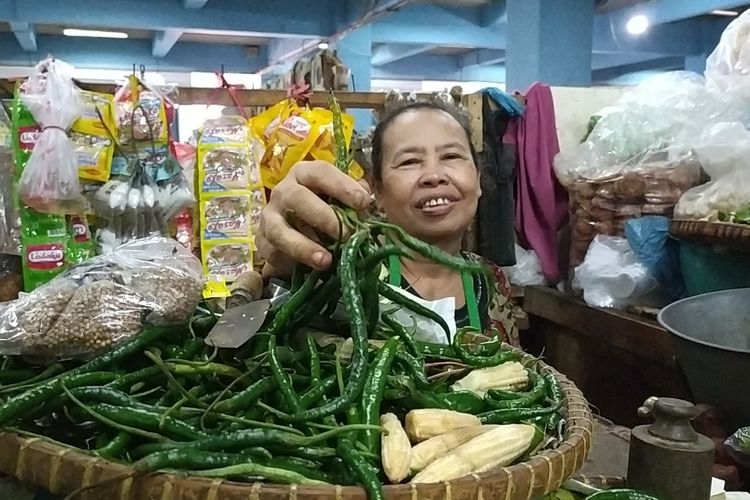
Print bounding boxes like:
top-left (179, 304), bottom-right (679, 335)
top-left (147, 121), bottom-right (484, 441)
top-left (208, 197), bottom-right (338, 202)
top-left (501, 244), bottom-right (546, 286)
top-left (0, 104), bottom-right (20, 255)
top-left (0, 237), bottom-right (203, 360)
top-left (17, 58), bottom-right (85, 214)
top-left (572, 235), bottom-right (660, 309)
top-left (675, 122), bottom-right (750, 221)
top-left (706, 9), bottom-right (750, 99)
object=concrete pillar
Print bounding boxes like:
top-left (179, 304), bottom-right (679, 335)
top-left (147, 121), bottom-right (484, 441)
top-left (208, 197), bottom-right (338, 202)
top-left (506, 0), bottom-right (594, 91)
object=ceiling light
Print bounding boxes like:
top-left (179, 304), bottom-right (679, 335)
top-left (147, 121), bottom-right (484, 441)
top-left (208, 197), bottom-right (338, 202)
top-left (63, 29), bottom-right (128, 39)
top-left (711, 9), bottom-right (739, 17)
top-left (626, 14), bottom-right (650, 35)
top-left (318, 41), bottom-right (329, 50)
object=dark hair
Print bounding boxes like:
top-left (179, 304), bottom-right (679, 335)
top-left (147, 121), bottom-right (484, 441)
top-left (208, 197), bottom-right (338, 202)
top-left (370, 101), bottom-right (478, 184)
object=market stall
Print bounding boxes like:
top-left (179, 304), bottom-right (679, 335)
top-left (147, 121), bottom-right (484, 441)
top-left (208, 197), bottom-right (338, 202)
top-left (0, 59), bottom-right (607, 500)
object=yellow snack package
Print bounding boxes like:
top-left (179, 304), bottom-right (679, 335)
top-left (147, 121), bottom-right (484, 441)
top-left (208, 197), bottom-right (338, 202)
top-left (198, 143), bottom-right (262, 193)
top-left (309, 109), bottom-right (364, 180)
top-left (70, 132), bottom-right (114, 183)
top-left (73, 91), bottom-right (115, 138)
top-left (201, 238), bottom-right (254, 284)
top-left (260, 106), bottom-right (325, 189)
top-left (200, 192), bottom-right (253, 241)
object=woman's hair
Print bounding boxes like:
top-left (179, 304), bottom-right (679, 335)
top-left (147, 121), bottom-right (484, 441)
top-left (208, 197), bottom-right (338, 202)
top-left (370, 100), bottom-right (478, 184)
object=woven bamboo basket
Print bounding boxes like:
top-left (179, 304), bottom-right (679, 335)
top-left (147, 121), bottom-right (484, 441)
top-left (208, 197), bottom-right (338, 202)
top-left (671, 219), bottom-right (750, 251)
top-left (0, 357), bottom-right (593, 500)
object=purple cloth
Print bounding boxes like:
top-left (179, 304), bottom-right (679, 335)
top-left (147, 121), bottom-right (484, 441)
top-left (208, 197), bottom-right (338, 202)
top-left (505, 83), bottom-right (568, 283)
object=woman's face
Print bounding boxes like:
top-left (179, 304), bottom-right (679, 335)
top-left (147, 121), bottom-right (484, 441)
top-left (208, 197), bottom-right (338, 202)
top-left (375, 108), bottom-right (481, 249)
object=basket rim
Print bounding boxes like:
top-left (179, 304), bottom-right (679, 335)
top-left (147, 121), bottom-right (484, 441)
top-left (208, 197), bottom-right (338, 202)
top-left (0, 349), bottom-right (594, 498)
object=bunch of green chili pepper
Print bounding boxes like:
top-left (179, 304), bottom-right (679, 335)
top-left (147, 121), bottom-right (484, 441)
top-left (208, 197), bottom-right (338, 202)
top-left (0, 94), bottom-right (565, 500)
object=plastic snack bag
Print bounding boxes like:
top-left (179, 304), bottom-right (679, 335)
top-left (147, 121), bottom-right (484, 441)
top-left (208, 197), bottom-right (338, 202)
top-left (201, 239), bottom-right (253, 283)
top-left (200, 193), bottom-right (253, 240)
top-left (72, 91), bottom-right (115, 138)
top-left (21, 233), bottom-right (69, 291)
top-left (70, 132), bottom-right (113, 182)
top-left (17, 58), bottom-right (85, 213)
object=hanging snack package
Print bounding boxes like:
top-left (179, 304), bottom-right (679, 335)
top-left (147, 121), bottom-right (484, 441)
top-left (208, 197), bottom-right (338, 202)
top-left (0, 237), bottom-right (203, 360)
top-left (198, 145), bottom-right (261, 192)
top-left (309, 107), bottom-right (364, 180)
top-left (70, 132), bottom-right (114, 182)
top-left (200, 193), bottom-right (253, 240)
top-left (21, 234), bottom-right (69, 292)
top-left (116, 89), bottom-right (168, 145)
top-left (66, 214), bottom-right (96, 265)
top-left (253, 100), bottom-right (322, 189)
top-left (202, 116), bottom-right (250, 145)
top-left (72, 91), bottom-right (115, 138)
top-left (201, 239), bottom-right (253, 283)
top-left (17, 59), bottom-right (86, 213)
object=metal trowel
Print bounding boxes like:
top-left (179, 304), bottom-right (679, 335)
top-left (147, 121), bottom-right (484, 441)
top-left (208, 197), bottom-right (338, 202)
top-left (204, 298), bottom-right (271, 348)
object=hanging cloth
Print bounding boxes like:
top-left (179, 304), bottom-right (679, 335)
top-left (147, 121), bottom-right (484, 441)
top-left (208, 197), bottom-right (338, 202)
top-left (477, 90), bottom-right (517, 267)
top-left (505, 82), bottom-right (568, 283)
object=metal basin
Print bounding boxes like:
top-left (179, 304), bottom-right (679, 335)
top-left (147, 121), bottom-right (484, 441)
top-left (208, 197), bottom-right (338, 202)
top-left (658, 288), bottom-right (750, 430)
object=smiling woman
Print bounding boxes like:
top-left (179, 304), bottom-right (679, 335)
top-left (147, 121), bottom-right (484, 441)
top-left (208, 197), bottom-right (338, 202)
top-left (256, 100), bottom-right (519, 346)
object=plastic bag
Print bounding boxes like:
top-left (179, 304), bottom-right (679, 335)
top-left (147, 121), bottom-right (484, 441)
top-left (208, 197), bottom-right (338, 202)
top-left (625, 216), bottom-right (684, 301)
top-left (17, 58), bottom-right (85, 214)
top-left (0, 104), bottom-right (20, 255)
top-left (706, 9), bottom-right (750, 99)
top-left (572, 235), bottom-right (660, 309)
top-left (501, 244), bottom-right (546, 286)
top-left (0, 237), bottom-right (203, 360)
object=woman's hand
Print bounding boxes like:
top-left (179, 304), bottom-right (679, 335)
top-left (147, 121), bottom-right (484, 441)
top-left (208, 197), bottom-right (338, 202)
top-left (257, 160), bottom-right (372, 279)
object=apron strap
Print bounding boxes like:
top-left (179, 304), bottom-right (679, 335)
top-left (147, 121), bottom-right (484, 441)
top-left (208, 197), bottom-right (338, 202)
top-left (388, 254), bottom-right (482, 331)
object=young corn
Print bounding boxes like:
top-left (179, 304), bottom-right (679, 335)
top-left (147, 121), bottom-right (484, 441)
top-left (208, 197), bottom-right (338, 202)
top-left (450, 361), bottom-right (528, 396)
top-left (380, 413), bottom-right (412, 483)
top-left (410, 425), bottom-right (499, 472)
top-left (405, 409), bottom-right (481, 443)
top-left (410, 424), bottom-right (537, 484)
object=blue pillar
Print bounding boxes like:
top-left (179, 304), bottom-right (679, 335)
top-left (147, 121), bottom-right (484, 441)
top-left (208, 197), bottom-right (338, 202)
top-left (336, 26), bottom-right (373, 132)
top-left (506, 0), bottom-right (594, 92)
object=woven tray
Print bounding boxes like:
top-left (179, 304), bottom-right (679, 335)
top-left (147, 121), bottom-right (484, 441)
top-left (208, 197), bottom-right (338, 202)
top-left (671, 219), bottom-right (750, 251)
top-left (0, 361), bottom-right (593, 500)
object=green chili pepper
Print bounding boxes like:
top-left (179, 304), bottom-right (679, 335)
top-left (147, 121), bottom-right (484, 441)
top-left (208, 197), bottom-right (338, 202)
top-left (584, 489), bottom-right (662, 500)
top-left (213, 378), bottom-right (275, 413)
top-left (0, 371), bottom-right (117, 426)
top-left (377, 282), bottom-right (451, 338)
top-left (435, 391), bottom-right (487, 414)
top-left (300, 376), bottom-right (336, 409)
top-left (478, 404), bottom-right (561, 425)
top-left (268, 335), bottom-right (303, 413)
top-left (360, 337), bottom-right (400, 454)
top-left (306, 336), bottom-right (321, 386)
top-left (337, 435), bottom-right (384, 500)
top-left (89, 402), bottom-right (207, 441)
top-left (382, 312), bottom-right (421, 359)
top-left (192, 462), bottom-right (329, 485)
top-left (546, 373), bottom-right (565, 406)
top-left (485, 371), bottom-right (547, 410)
top-left (131, 424), bottom-right (378, 459)
top-left (133, 449), bottom-right (250, 472)
top-left (95, 431), bottom-right (131, 459)
top-left (279, 229), bottom-right (371, 422)
top-left (393, 350), bottom-right (430, 388)
top-left (452, 328), bottom-right (519, 367)
top-left (264, 457), bottom-right (334, 484)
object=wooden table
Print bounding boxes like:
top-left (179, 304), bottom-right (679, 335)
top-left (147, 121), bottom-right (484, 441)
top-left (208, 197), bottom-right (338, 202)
top-left (522, 286), bottom-right (691, 427)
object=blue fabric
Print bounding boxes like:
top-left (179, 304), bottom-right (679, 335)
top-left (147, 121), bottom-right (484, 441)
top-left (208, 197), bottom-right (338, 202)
top-left (482, 87), bottom-right (524, 117)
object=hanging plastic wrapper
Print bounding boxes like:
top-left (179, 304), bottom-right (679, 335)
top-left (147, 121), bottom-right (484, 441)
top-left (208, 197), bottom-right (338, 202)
top-left (17, 58), bottom-right (86, 214)
top-left (0, 237), bottom-right (203, 361)
top-left (501, 244), bottom-right (546, 287)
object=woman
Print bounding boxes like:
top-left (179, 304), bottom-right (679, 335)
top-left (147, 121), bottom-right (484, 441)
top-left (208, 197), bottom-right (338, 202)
top-left (257, 101), bottom-right (518, 346)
